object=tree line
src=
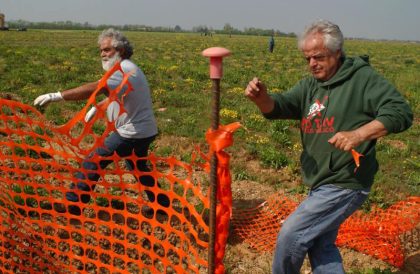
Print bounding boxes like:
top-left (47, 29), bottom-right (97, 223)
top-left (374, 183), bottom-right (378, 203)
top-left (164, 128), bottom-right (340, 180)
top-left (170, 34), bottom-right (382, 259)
top-left (7, 19), bottom-right (296, 37)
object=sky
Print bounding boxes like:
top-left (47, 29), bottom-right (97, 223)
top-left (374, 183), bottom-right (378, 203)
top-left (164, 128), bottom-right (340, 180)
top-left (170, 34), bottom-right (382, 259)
top-left (1, 0), bottom-right (420, 41)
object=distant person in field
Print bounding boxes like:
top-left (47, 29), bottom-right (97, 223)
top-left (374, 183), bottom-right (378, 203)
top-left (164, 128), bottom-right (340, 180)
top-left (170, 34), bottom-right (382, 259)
top-left (245, 19), bottom-right (412, 274)
top-left (269, 35), bottom-right (275, 53)
top-left (34, 28), bottom-right (169, 216)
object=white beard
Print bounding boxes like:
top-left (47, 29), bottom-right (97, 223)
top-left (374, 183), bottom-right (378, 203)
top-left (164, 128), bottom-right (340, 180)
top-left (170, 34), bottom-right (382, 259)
top-left (102, 52), bottom-right (121, 71)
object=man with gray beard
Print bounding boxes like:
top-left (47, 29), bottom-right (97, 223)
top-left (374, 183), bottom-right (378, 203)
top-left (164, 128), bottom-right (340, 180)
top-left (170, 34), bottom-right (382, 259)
top-left (34, 28), bottom-right (169, 216)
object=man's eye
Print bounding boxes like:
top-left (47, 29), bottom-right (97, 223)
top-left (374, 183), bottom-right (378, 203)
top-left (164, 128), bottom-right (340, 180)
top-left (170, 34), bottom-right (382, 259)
top-left (304, 55), bottom-right (326, 62)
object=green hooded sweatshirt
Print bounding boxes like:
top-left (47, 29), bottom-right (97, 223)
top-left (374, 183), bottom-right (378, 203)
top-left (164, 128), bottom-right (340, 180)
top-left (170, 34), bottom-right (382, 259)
top-left (264, 56), bottom-right (413, 190)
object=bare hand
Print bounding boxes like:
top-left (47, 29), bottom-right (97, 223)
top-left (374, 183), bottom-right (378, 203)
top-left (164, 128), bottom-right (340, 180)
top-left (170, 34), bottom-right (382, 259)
top-left (328, 131), bottom-right (363, 151)
top-left (244, 77), bottom-right (275, 113)
top-left (245, 77), bottom-right (267, 101)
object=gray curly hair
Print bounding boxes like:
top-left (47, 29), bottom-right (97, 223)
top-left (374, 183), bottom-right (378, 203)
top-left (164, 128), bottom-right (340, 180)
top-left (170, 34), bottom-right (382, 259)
top-left (298, 19), bottom-right (345, 56)
top-left (98, 28), bottom-right (133, 59)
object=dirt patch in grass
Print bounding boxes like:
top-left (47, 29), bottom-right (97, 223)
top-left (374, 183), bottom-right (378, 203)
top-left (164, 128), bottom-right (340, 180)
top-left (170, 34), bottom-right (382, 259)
top-left (380, 139), bottom-right (409, 150)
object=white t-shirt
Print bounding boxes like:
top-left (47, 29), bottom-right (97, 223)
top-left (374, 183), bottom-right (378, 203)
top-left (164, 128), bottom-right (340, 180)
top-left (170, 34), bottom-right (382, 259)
top-left (106, 59), bottom-right (158, 139)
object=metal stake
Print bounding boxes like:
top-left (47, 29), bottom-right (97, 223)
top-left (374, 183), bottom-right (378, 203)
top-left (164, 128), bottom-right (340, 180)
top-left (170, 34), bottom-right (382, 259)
top-left (202, 47), bottom-right (230, 274)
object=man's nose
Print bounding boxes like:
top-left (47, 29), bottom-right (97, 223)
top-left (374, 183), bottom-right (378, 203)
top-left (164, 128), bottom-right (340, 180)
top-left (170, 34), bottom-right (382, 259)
top-left (309, 58), bottom-right (318, 67)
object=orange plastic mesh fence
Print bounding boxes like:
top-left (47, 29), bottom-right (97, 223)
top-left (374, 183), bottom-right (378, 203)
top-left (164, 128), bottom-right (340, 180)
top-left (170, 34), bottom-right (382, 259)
top-left (232, 194), bottom-right (420, 268)
top-left (0, 64), bottom-right (238, 273)
top-left (1, 62), bottom-right (418, 272)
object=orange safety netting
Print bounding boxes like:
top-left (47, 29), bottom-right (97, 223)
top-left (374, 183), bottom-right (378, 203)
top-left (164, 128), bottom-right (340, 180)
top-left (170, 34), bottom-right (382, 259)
top-left (231, 194), bottom-right (420, 268)
top-left (0, 64), bottom-right (238, 273)
top-left (1, 62), bottom-right (419, 272)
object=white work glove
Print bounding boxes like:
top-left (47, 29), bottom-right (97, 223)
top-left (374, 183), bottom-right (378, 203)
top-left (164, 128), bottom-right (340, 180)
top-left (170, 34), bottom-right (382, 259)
top-left (84, 106), bottom-right (97, 122)
top-left (34, 92), bottom-right (63, 106)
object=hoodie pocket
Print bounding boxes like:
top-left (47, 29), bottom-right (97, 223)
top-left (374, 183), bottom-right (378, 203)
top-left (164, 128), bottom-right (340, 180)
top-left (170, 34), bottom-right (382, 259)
top-left (329, 150), bottom-right (354, 173)
top-left (301, 150), bottom-right (352, 184)
top-left (301, 150), bottom-right (336, 182)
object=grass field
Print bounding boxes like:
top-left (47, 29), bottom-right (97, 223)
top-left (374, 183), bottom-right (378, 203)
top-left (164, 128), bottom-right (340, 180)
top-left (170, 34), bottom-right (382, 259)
top-left (0, 29), bottom-right (419, 273)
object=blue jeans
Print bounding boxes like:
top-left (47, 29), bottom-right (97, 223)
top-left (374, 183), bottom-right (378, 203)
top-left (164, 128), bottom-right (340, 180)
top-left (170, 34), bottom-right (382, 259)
top-left (272, 184), bottom-right (369, 274)
top-left (66, 132), bottom-right (169, 208)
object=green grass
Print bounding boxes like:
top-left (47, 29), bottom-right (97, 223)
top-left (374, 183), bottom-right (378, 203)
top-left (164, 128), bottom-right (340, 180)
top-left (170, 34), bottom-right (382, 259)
top-left (348, 268), bottom-right (394, 274)
top-left (1, 29), bottom-right (419, 207)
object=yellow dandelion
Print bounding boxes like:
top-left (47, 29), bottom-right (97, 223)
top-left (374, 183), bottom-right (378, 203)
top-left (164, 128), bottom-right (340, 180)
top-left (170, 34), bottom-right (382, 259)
top-left (246, 134), bottom-right (269, 144)
top-left (184, 78), bottom-right (194, 83)
top-left (256, 136), bottom-right (269, 144)
top-left (292, 143), bottom-right (302, 151)
top-left (153, 88), bottom-right (166, 96)
top-left (220, 108), bottom-right (239, 119)
top-left (250, 114), bottom-right (264, 122)
top-left (227, 87), bottom-right (244, 94)
top-left (168, 65), bottom-right (178, 71)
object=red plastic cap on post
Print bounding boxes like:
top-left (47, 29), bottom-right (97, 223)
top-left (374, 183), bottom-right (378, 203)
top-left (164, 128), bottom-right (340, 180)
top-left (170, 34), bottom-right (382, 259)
top-left (202, 47), bottom-right (231, 79)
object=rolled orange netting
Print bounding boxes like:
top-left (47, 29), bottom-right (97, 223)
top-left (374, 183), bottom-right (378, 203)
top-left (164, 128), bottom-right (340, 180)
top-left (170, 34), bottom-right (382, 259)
top-left (231, 193), bottom-right (420, 268)
top-left (0, 63), bottom-right (239, 273)
top-left (205, 122), bottom-right (241, 274)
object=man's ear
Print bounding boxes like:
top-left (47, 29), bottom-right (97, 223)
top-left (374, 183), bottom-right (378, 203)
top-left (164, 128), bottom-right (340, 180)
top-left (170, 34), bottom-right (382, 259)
top-left (118, 48), bottom-right (125, 58)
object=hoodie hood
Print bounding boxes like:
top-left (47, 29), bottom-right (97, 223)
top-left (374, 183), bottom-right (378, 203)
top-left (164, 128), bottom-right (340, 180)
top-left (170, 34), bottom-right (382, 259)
top-left (319, 56), bottom-right (370, 88)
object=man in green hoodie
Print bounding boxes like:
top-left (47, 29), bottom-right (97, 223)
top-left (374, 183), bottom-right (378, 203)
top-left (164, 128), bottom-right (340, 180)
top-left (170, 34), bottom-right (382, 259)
top-left (245, 19), bottom-right (413, 274)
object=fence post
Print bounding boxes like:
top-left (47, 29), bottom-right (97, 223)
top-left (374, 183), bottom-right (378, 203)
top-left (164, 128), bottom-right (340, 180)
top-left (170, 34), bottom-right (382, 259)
top-left (202, 47), bottom-right (230, 274)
